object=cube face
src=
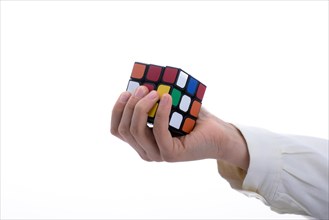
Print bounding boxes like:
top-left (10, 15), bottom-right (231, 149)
top-left (126, 62), bottom-right (206, 136)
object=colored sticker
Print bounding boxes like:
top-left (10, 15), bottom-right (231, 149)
top-left (163, 67), bottom-right (178, 83)
top-left (179, 95), bottom-right (191, 112)
top-left (126, 80), bottom-right (140, 93)
top-left (146, 65), bottom-right (162, 82)
top-left (157, 84), bottom-right (171, 97)
top-left (148, 103), bottom-right (158, 118)
top-left (143, 83), bottom-right (156, 91)
top-left (131, 63), bottom-right (146, 79)
top-left (182, 118), bottom-right (195, 133)
top-left (196, 83), bottom-right (206, 100)
top-left (171, 88), bottom-right (181, 107)
top-left (169, 112), bottom-right (183, 129)
top-left (190, 100), bottom-right (201, 117)
top-left (176, 71), bottom-right (188, 88)
top-left (186, 77), bottom-right (198, 95)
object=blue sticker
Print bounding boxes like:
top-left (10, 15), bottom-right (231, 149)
top-left (186, 77), bottom-right (198, 95)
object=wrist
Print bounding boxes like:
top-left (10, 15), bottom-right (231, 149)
top-left (217, 122), bottom-right (250, 171)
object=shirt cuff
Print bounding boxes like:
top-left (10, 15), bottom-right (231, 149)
top-left (234, 125), bottom-right (282, 202)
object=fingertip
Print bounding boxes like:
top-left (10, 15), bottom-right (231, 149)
top-left (147, 90), bottom-right (160, 100)
top-left (159, 93), bottom-right (172, 107)
top-left (133, 86), bottom-right (149, 99)
top-left (140, 85), bottom-right (150, 92)
top-left (118, 91), bottom-right (132, 103)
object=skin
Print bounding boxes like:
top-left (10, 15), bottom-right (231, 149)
top-left (111, 86), bottom-right (250, 171)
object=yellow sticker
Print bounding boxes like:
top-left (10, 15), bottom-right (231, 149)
top-left (157, 84), bottom-right (171, 97)
top-left (148, 103), bottom-right (158, 118)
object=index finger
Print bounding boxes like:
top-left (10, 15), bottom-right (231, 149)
top-left (152, 94), bottom-right (174, 157)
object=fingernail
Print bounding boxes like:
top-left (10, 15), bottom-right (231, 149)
top-left (134, 86), bottom-right (147, 98)
top-left (119, 92), bottom-right (130, 103)
top-left (148, 90), bottom-right (158, 100)
top-left (160, 94), bottom-right (170, 106)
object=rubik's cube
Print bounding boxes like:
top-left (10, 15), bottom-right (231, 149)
top-left (126, 62), bottom-right (206, 136)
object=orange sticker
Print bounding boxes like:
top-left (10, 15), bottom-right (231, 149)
top-left (182, 118), bottom-right (195, 133)
top-left (190, 101), bottom-right (201, 117)
top-left (131, 63), bottom-right (146, 79)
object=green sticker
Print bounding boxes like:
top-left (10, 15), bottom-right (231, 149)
top-left (171, 88), bottom-right (181, 107)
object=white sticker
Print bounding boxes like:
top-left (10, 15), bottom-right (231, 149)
top-left (176, 71), bottom-right (188, 88)
top-left (169, 112), bottom-right (183, 129)
top-left (126, 80), bottom-right (140, 93)
top-left (179, 95), bottom-right (191, 112)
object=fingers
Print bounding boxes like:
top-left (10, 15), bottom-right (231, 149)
top-left (131, 91), bottom-right (162, 161)
top-left (153, 94), bottom-right (176, 161)
top-left (111, 87), bottom-right (177, 162)
top-left (116, 86), bottom-right (150, 160)
top-left (111, 91), bottom-right (131, 140)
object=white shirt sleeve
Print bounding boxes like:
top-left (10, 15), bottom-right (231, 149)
top-left (236, 126), bottom-right (328, 219)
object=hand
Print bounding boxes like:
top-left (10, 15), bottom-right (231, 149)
top-left (111, 86), bottom-right (249, 170)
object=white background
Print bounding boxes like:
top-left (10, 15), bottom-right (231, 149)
top-left (1, 1), bottom-right (328, 219)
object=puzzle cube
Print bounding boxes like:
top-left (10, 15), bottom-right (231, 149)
top-left (126, 62), bottom-right (206, 136)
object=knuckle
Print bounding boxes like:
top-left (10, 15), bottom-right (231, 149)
top-left (161, 152), bottom-right (178, 162)
top-left (110, 127), bottom-right (118, 136)
top-left (153, 112), bottom-right (168, 128)
top-left (123, 98), bottom-right (137, 112)
top-left (129, 124), bottom-right (140, 136)
top-left (139, 153), bottom-right (151, 162)
top-left (153, 156), bottom-right (163, 162)
top-left (111, 106), bottom-right (122, 115)
top-left (154, 110), bottom-right (164, 121)
top-left (128, 96), bottom-right (140, 107)
top-left (118, 125), bottom-right (130, 137)
top-left (148, 153), bottom-right (162, 162)
top-left (134, 101), bottom-right (148, 115)
top-left (152, 124), bottom-right (161, 134)
top-left (138, 150), bottom-right (162, 162)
